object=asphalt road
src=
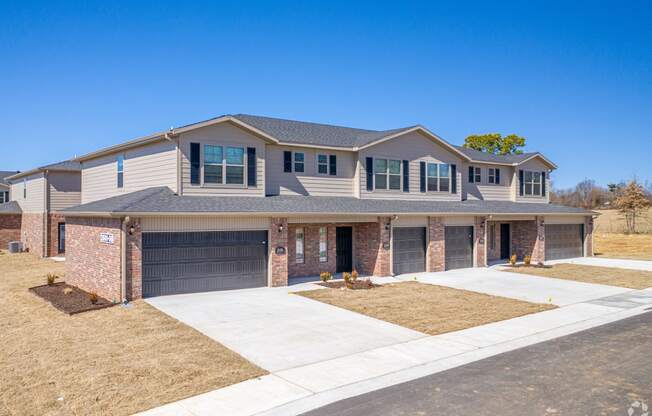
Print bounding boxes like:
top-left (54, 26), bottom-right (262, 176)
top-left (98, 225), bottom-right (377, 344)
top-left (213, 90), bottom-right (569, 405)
top-left (303, 311), bottom-right (652, 416)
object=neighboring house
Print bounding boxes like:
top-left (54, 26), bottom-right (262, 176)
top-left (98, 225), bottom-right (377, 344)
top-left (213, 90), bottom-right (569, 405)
top-left (0, 171), bottom-right (21, 249)
top-left (6, 161), bottom-right (81, 257)
top-left (0, 171), bottom-right (18, 203)
top-left (62, 114), bottom-right (594, 303)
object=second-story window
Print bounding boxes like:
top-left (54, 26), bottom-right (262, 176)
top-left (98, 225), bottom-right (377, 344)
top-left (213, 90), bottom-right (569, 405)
top-left (204, 145), bottom-right (223, 184)
top-left (117, 155), bottom-right (124, 188)
top-left (468, 166), bottom-right (481, 183)
top-left (317, 154), bottom-right (337, 175)
top-left (426, 163), bottom-right (450, 192)
top-left (488, 168), bottom-right (500, 184)
top-left (203, 145), bottom-right (245, 185)
top-left (293, 152), bottom-right (304, 173)
top-left (23, 179), bottom-right (26, 199)
top-left (374, 159), bottom-right (401, 190)
top-left (226, 147), bottom-right (245, 184)
top-left (524, 171), bottom-right (542, 196)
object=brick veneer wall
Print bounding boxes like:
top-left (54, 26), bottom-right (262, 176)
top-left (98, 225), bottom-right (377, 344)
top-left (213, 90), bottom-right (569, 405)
top-left (126, 219), bottom-right (142, 300)
top-left (427, 216), bottom-right (445, 272)
top-left (475, 216), bottom-right (487, 267)
top-left (21, 212), bottom-right (45, 257)
top-left (511, 217), bottom-right (545, 263)
top-left (270, 217), bottom-right (288, 286)
top-left (47, 213), bottom-right (67, 257)
top-left (486, 221), bottom-right (501, 261)
top-left (287, 223), bottom-right (337, 278)
top-left (65, 217), bottom-right (122, 302)
top-left (0, 214), bottom-right (21, 249)
top-left (354, 221), bottom-right (382, 276)
top-left (375, 216), bottom-right (392, 276)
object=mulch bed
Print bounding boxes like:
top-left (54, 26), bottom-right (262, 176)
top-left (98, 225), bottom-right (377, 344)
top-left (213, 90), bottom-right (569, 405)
top-left (506, 264), bottom-right (552, 269)
top-left (318, 280), bottom-right (378, 290)
top-left (29, 282), bottom-right (116, 315)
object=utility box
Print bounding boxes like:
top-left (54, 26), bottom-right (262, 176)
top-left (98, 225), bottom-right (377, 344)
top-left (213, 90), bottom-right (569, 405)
top-left (8, 241), bottom-right (23, 253)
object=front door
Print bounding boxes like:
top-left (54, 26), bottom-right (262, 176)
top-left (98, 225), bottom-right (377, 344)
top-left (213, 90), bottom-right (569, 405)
top-left (57, 223), bottom-right (66, 254)
top-left (500, 223), bottom-right (510, 259)
top-left (336, 227), bottom-right (353, 273)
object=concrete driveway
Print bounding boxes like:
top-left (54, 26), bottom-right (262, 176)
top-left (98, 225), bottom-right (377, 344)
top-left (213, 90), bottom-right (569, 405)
top-left (546, 256), bottom-right (652, 271)
top-left (396, 267), bottom-right (630, 306)
top-left (145, 285), bottom-right (424, 372)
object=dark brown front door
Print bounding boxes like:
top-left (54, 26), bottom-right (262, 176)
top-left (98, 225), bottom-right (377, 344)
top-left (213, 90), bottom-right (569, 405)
top-left (500, 223), bottom-right (510, 259)
top-left (336, 227), bottom-right (353, 273)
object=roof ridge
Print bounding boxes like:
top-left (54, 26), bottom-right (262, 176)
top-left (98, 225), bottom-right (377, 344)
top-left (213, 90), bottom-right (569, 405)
top-left (233, 113), bottom-right (380, 133)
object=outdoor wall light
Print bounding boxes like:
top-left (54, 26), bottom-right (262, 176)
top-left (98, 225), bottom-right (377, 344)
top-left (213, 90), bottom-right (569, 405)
top-left (128, 225), bottom-right (135, 235)
top-left (278, 224), bottom-right (284, 233)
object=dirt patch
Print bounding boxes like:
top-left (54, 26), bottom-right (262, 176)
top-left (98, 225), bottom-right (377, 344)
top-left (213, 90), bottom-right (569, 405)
top-left (505, 263), bottom-right (652, 289)
top-left (0, 251), bottom-right (266, 416)
top-left (318, 279), bottom-right (376, 290)
top-left (594, 233), bottom-right (652, 261)
top-left (30, 282), bottom-right (115, 314)
top-left (297, 281), bottom-right (555, 336)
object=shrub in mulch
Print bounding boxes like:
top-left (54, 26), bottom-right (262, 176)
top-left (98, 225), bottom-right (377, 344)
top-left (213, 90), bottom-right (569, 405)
top-left (29, 282), bottom-right (115, 315)
top-left (318, 279), bottom-right (377, 290)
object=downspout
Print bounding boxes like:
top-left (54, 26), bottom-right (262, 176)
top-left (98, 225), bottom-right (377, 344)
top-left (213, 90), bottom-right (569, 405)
top-left (164, 129), bottom-right (181, 195)
top-left (121, 216), bottom-right (129, 304)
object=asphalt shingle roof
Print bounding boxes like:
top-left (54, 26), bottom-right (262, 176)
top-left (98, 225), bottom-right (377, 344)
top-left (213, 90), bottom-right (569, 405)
top-left (453, 146), bottom-right (539, 164)
top-left (63, 187), bottom-right (593, 216)
top-left (0, 171), bottom-right (19, 186)
top-left (6, 160), bottom-right (81, 181)
top-left (0, 201), bottom-right (22, 214)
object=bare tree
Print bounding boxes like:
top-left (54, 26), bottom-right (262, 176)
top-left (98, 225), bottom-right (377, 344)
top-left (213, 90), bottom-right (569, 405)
top-left (614, 180), bottom-right (652, 233)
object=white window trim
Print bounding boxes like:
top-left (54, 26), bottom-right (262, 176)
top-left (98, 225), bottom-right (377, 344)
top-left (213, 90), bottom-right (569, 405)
top-left (316, 154), bottom-right (330, 175)
top-left (201, 143), bottom-right (247, 188)
top-left (296, 227), bottom-right (305, 264)
top-left (293, 152), bottom-right (305, 173)
top-left (488, 168), bottom-right (500, 185)
top-left (426, 162), bottom-right (451, 193)
top-left (117, 154), bottom-right (125, 189)
top-left (523, 170), bottom-right (543, 197)
top-left (474, 167), bottom-right (481, 184)
top-left (373, 157), bottom-right (402, 191)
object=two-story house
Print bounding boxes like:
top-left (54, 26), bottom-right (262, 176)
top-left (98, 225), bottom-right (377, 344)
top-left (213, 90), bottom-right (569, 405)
top-left (62, 114), bottom-right (594, 303)
top-left (3, 161), bottom-right (81, 257)
top-left (0, 170), bottom-right (21, 248)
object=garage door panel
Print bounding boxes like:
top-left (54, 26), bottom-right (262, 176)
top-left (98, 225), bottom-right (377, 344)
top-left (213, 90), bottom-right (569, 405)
top-left (392, 227), bottom-right (426, 275)
top-left (445, 226), bottom-right (473, 270)
top-left (545, 224), bottom-right (583, 261)
top-left (142, 230), bottom-right (268, 297)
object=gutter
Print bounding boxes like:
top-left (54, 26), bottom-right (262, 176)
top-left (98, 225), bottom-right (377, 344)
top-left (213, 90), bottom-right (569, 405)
top-left (90, 210), bottom-right (596, 217)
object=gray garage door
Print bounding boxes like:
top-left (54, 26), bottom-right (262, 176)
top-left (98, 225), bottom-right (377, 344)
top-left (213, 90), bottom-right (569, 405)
top-left (445, 226), bottom-right (473, 270)
top-left (392, 227), bottom-right (426, 275)
top-left (142, 230), bottom-right (268, 297)
top-left (545, 224), bottom-right (583, 261)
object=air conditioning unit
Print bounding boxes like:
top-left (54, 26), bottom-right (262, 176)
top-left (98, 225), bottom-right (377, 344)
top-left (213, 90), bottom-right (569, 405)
top-left (8, 241), bottom-right (23, 253)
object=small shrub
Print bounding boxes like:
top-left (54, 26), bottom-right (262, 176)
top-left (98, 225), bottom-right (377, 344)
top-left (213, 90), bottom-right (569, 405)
top-left (524, 255), bottom-right (531, 266)
top-left (363, 278), bottom-right (374, 289)
top-left (46, 273), bottom-right (58, 285)
top-left (343, 272), bottom-right (351, 282)
top-left (89, 292), bottom-right (98, 304)
top-left (319, 271), bottom-right (332, 282)
top-left (63, 287), bottom-right (73, 295)
top-left (351, 270), bottom-right (359, 281)
top-left (509, 254), bottom-right (517, 266)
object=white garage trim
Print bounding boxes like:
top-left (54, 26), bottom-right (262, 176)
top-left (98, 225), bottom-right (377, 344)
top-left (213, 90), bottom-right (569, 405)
top-left (141, 216), bottom-right (271, 232)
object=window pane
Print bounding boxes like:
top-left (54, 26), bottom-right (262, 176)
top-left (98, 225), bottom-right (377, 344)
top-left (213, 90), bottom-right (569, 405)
top-left (204, 165), bottom-right (223, 183)
top-left (525, 183), bottom-right (533, 195)
top-left (294, 162), bottom-right (304, 173)
top-left (226, 166), bottom-right (244, 184)
top-left (117, 172), bottom-right (123, 188)
top-left (533, 183), bottom-right (541, 195)
top-left (439, 177), bottom-right (449, 192)
top-left (117, 155), bottom-right (124, 172)
top-left (318, 154), bottom-right (327, 164)
top-left (388, 160), bottom-right (401, 174)
top-left (439, 164), bottom-right (449, 178)
top-left (524, 171), bottom-right (533, 182)
top-left (427, 163), bottom-right (437, 177)
top-left (319, 227), bottom-right (327, 262)
top-left (374, 159), bottom-right (387, 173)
top-left (226, 147), bottom-right (244, 164)
top-left (318, 164), bottom-right (328, 174)
top-left (427, 177), bottom-right (438, 192)
top-left (375, 173), bottom-right (387, 189)
top-left (389, 174), bottom-right (401, 190)
top-left (296, 228), bottom-right (304, 263)
top-left (205, 145), bottom-right (223, 163)
top-left (533, 172), bottom-right (541, 184)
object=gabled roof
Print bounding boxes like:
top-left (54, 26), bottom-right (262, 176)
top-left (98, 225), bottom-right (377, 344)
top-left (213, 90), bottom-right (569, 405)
top-left (6, 160), bottom-right (81, 181)
top-left (0, 171), bottom-right (19, 187)
top-left (0, 201), bottom-right (22, 215)
top-left (454, 146), bottom-right (557, 169)
top-left (63, 186), bottom-right (593, 216)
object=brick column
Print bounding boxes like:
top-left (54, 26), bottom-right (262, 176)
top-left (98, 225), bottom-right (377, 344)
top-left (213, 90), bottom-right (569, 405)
top-left (475, 216), bottom-right (487, 267)
top-left (427, 216), bottom-right (445, 272)
top-left (375, 216), bottom-right (392, 276)
top-left (584, 216), bottom-right (594, 257)
top-left (126, 219), bottom-right (142, 300)
top-left (532, 216), bottom-right (545, 263)
top-left (270, 217), bottom-right (288, 286)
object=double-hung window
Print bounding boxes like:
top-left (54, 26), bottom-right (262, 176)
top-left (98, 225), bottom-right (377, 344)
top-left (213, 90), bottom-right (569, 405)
top-left (524, 171), bottom-right (542, 196)
top-left (317, 154), bottom-right (329, 174)
top-left (293, 152), bottom-right (305, 173)
top-left (488, 168), bottom-right (499, 184)
top-left (319, 227), bottom-right (327, 262)
top-left (117, 155), bottom-right (124, 188)
top-left (23, 179), bottom-right (26, 199)
top-left (439, 164), bottom-right (450, 192)
top-left (374, 158), bottom-right (401, 190)
top-left (296, 227), bottom-right (305, 264)
top-left (426, 163), bottom-right (450, 192)
top-left (469, 166), bottom-right (481, 183)
top-left (427, 163), bottom-right (438, 191)
top-left (203, 145), bottom-right (245, 185)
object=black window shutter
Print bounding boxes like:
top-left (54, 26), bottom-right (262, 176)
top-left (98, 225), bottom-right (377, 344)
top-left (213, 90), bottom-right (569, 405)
top-left (495, 168), bottom-right (500, 185)
top-left (329, 155), bottom-right (337, 176)
top-left (451, 164), bottom-right (457, 193)
top-left (366, 157), bottom-right (373, 191)
top-left (283, 151), bottom-right (292, 172)
top-left (402, 160), bottom-right (409, 192)
top-left (519, 170), bottom-right (524, 196)
top-left (542, 171), bottom-right (546, 196)
top-left (468, 166), bottom-right (474, 183)
top-left (190, 142), bottom-right (200, 185)
top-left (419, 161), bottom-right (426, 193)
top-left (247, 147), bottom-right (257, 187)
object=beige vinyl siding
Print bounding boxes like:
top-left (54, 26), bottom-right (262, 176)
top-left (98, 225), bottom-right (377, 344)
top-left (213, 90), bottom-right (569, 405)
top-left (179, 122), bottom-right (265, 197)
top-left (515, 158), bottom-right (551, 204)
top-left (141, 216), bottom-right (270, 232)
top-left (287, 215), bottom-right (377, 223)
top-left (11, 173), bottom-right (46, 213)
top-left (359, 131), bottom-right (463, 201)
top-left (266, 145), bottom-right (355, 197)
top-left (393, 216), bottom-right (427, 227)
top-left (462, 163), bottom-right (514, 201)
top-left (82, 140), bottom-right (177, 203)
top-left (48, 171), bottom-right (81, 211)
top-left (544, 215), bottom-right (584, 224)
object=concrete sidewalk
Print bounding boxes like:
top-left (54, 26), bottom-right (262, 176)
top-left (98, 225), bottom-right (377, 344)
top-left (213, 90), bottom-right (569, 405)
top-left (138, 291), bottom-right (652, 416)
top-left (546, 256), bottom-right (652, 271)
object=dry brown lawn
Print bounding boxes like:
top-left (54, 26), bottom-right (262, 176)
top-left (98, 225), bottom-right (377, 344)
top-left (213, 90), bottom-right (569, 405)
top-left (297, 281), bottom-right (555, 336)
top-left (594, 208), bottom-right (652, 234)
top-left (505, 263), bottom-right (652, 289)
top-left (0, 251), bottom-right (265, 416)
top-left (594, 233), bottom-right (652, 261)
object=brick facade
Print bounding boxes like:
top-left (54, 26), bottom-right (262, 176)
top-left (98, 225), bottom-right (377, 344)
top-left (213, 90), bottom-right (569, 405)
top-left (21, 212), bottom-right (45, 257)
top-left (288, 223), bottom-right (338, 278)
top-left (65, 216), bottom-right (122, 302)
top-left (354, 221), bottom-right (382, 276)
top-left (510, 217), bottom-right (545, 263)
top-left (474, 216), bottom-right (487, 267)
top-left (427, 216), bottom-right (445, 272)
top-left (0, 214), bottom-right (21, 249)
top-left (375, 216), bottom-right (392, 276)
top-left (270, 217), bottom-right (289, 286)
top-left (47, 213), bottom-right (67, 257)
top-left (126, 219), bottom-right (142, 300)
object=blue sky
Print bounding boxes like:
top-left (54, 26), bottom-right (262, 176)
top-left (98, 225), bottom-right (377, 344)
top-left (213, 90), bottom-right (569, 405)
top-left (1, 1), bottom-right (650, 189)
